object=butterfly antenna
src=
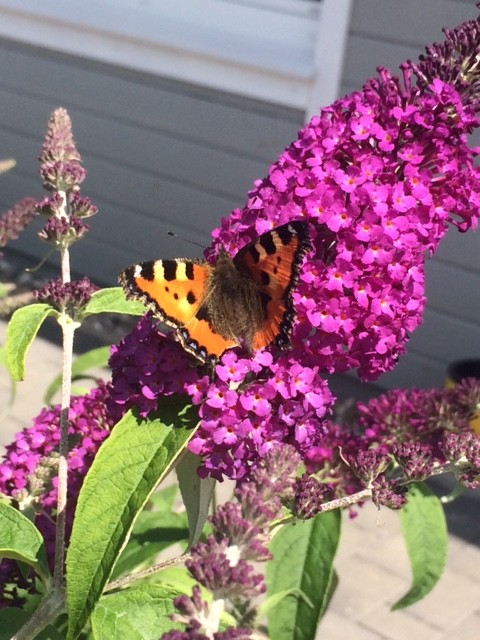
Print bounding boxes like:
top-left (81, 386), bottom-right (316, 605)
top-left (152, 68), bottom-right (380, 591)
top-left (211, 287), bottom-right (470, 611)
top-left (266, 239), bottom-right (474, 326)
top-left (167, 231), bottom-right (205, 249)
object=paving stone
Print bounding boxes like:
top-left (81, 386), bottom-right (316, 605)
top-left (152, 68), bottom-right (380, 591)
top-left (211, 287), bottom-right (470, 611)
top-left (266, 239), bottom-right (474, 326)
top-left (334, 504), bottom-right (411, 583)
top-left (448, 536), bottom-right (480, 583)
top-left (359, 604), bottom-right (442, 640)
top-left (317, 611), bottom-right (387, 639)
top-left (315, 500), bottom-right (480, 639)
top-left (405, 569), bottom-right (480, 631)
top-left (329, 552), bottom-right (408, 620)
top-left (438, 611), bottom-right (480, 640)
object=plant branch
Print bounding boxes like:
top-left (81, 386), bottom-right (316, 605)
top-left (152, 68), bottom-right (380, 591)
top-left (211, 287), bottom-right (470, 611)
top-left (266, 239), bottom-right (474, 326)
top-left (106, 489), bottom-right (375, 593)
top-left (53, 189), bottom-right (75, 588)
top-left (53, 315), bottom-right (77, 587)
top-left (12, 587), bottom-right (66, 640)
top-left (105, 553), bottom-right (191, 593)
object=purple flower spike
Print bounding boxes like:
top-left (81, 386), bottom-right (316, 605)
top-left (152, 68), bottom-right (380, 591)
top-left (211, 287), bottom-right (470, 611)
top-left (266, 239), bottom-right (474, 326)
top-left (0, 197), bottom-right (37, 252)
top-left (39, 108), bottom-right (85, 192)
top-left (111, 14), bottom-right (480, 482)
top-left (39, 108), bottom-right (81, 166)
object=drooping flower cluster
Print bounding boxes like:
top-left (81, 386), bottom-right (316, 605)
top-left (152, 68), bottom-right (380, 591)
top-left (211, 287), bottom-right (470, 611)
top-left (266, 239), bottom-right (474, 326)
top-left (162, 445), bottom-right (300, 639)
top-left (0, 197), bottom-right (37, 253)
top-left (111, 15), bottom-right (480, 480)
top-left (0, 383), bottom-right (113, 607)
top-left (305, 378), bottom-right (480, 509)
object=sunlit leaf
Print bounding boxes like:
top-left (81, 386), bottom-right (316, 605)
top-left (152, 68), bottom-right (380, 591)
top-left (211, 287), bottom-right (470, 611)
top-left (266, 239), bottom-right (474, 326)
top-left (66, 400), bottom-right (197, 640)
top-left (393, 482), bottom-right (447, 609)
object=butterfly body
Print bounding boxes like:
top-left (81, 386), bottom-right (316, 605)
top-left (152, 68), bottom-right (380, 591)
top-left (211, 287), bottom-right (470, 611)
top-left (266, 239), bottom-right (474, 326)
top-left (120, 221), bottom-right (310, 364)
top-left (198, 249), bottom-right (266, 348)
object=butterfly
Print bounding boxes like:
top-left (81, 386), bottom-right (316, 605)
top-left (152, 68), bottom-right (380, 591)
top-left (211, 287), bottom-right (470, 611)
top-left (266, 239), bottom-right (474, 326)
top-left (119, 221), bottom-right (311, 365)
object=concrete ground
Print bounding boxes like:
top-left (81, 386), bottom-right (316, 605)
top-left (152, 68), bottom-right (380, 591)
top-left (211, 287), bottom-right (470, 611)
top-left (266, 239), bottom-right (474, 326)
top-left (1, 320), bottom-right (479, 639)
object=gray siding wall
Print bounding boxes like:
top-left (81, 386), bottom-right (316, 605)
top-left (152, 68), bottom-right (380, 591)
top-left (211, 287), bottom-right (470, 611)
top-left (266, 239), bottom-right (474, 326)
top-left (0, 0), bottom-right (479, 390)
top-left (0, 37), bottom-right (303, 280)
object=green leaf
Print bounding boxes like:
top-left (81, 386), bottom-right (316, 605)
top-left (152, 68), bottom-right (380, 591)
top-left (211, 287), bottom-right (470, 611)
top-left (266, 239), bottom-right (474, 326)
top-left (157, 566), bottom-right (204, 595)
top-left (111, 510), bottom-right (188, 579)
top-left (393, 482), bottom-right (447, 610)
top-left (176, 451), bottom-right (215, 547)
top-left (6, 303), bottom-right (55, 380)
top-left (90, 584), bottom-right (182, 639)
top-left (82, 288), bottom-right (145, 317)
top-left (259, 589), bottom-right (307, 616)
top-left (148, 484), bottom-right (178, 511)
top-left (0, 609), bottom-right (30, 640)
top-left (0, 502), bottom-right (50, 582)
top-left (66, 400), bottom-right (198, 640)
top-left (266, 510), bottom-right (341, 640)
top-left (0, 608), bottom-right (64, 640)
top-left (44, 346), bottom-right (110, 404)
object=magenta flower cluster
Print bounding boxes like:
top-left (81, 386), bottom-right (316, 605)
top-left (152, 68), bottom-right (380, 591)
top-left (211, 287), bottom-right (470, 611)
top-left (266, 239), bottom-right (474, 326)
top-left (210, 72), bottom-right (480, 381)
top-left (0, 384), bottom-right (113, 606)
top-left (110, 16), bottom-right (480, 481)
top-left (108, 315), bottom-right (198, 420)
top-left (108, 315), bottom-right (333, 479)
top-left (186, 349), bottom-right (333, 479)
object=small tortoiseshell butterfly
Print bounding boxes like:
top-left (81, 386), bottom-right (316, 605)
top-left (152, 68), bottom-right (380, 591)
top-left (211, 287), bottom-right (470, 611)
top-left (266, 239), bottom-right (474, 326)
top-left (119, 221), bottom-right (310, 365)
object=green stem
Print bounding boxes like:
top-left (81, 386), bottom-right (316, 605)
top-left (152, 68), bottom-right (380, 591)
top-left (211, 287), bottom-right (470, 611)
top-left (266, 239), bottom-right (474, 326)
top-left (53, 314), bottom-right (76, 588)
top-left (105, 553), bottom-right (189, 592)
top-left (273, 488), bottom-right (372, 528)
top-left (12, 587), bottom-right (66, 640)
top-left (52, 191), bottom-right (74, 589)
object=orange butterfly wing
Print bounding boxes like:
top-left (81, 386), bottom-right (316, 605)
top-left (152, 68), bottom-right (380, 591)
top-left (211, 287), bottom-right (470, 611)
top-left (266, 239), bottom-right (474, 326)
top-left (177, 315), bottom-right (238, 363)
top-left (119, 259), bottom-right (237, 363)
top-left (234, 221), bottom-right (310, 351)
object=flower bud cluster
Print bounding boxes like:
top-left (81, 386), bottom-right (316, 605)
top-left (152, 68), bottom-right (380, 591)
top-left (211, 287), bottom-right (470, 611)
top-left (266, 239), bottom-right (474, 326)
top-left (33, 276), bottom-right (98, 317)
top-left (36, 108), bottom-right (97, 250)
top-left (305, 379), bottom-right (480, 507)
top-left (163, 445), bottom-right (300, 638)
